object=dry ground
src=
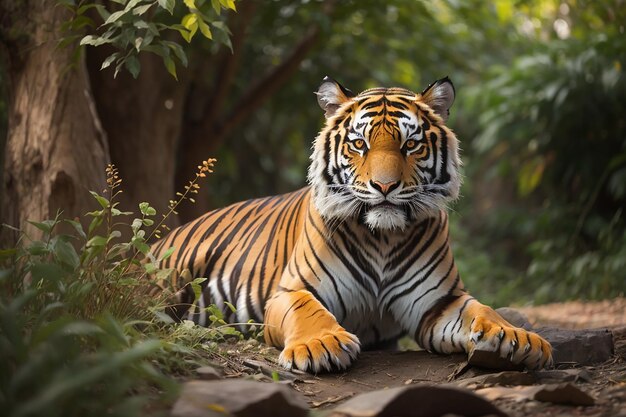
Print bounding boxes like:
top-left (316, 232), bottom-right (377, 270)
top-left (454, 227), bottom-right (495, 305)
top-left (206, 298), bottom-right (626, 416)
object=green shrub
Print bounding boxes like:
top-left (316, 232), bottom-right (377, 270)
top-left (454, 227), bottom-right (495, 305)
top-left (0, 160), bottom-right (244, 417)
top-left (454, 28), bottom-right (626, 304)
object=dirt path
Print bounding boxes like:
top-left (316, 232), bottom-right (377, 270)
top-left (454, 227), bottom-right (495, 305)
top-left (209, 298), bottom-right (626, 416)
top-left (520, 298), bottom-right (626, 329)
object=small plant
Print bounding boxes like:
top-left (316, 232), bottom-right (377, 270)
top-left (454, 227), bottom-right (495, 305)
top-left (0, 157), bottom-right (242, 417)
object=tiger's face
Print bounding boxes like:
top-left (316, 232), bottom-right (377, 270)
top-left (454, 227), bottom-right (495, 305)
top-left (308, 77), bottom-right (461, 231)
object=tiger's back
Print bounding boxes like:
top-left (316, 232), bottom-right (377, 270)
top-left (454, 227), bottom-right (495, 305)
top-left (152, 187), bottom-right (310, 325)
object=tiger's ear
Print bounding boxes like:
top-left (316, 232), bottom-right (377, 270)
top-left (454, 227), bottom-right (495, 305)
top-left (316, 76), bottom-right (355, 118)
top-left (420, 77), bottom-right (455, 122)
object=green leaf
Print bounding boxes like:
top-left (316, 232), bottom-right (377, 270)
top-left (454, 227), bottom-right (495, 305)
top-left (64, 220), bottom-right (86, 240)
top-left (142, 218), bottom-right (154, 226)
top-left (157, 0), bottom-right (175, 14)
top-left (183, 0), bottom-right (196, 9)
top-left (92, 4), bottom-right (110, 21)
top-left (104, 10), bottom-right (127, 25)
top-left (87, 235), bottom-right (107, 248)
top-left (80, 34), bottom-right (116, 47)
top-left (69, 15), bottom-right (95, 31)
top-left (27, 241), bottom-right (48, 256)
top-left (211, 0), bottom-right (221, 14)
top-left (111, 208), bottom-right (133, 216)
top-left (190, 277), bottom-right (207, 304)
top-left (134, 36), bottom-right (144, 51)
top-left (163, 55), bottom-right (178, 80)
top-left (89, 191), bottom-right (110, 209)
top-left (132, 218), bottom-right (143, 232)
top-left (88, 216), bottom-right (103, 236)
top-left (133, 4), bottom-right (152, 15)
top-left (224, 301), bottom-right (237, 313)
top-left (181, 14), bottom-right (198, 42)
top-left (197, 19), bottom-right (212, 39)
top-left (123, 0), bottom-right (143, 11)
top-left (139, 202), bottom-right (157, 216)
top-left (125, 55), bottom-right (141, 78)
top-left (27, 219), bottom-right (56, 234)
top-left (77, 3), bottom-right (103, 15)
top-left (220, 0), bottom-right (236, 11)
top-left (155, 268), bottom-right (175, 281)
top-left (206, 304), bottom-right (223, 320)
top-left (143, 262), bottom-right (158, 274)
top-left (54, 239), bottom-right (80, 269)
top-left (163, 41), bottom-right (188, 67)
top-left (271, 371), bottom-right (280, 382)
top-left (132, 236), bottom-right (150, 254)
top-left (29, 263), bottom-right (66, 282)
top-left (154, 310), bottom-right (175, 324)
top-left (158, 246), bottom-right (176, 261)
top-left (108, 230), bottom-right (122, 242)
top-left (210, 21), bottom-right (232, 51)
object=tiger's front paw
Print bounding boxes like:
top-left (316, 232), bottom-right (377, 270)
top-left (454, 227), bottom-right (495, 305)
top-left (279, 329), bottom-right (360, 373)
top-left (469, 316), bottom-right (552, 369)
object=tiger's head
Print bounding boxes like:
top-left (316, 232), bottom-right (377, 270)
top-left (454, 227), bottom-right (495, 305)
top-left (308, 77), bottom-right (461, 231)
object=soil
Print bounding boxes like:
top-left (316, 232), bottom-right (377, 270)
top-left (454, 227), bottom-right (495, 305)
top-left (206, 298), bottom-right (626, 416)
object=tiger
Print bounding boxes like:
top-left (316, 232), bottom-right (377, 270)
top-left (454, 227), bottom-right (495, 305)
top-left (151, 76), bottom-right (553, 372)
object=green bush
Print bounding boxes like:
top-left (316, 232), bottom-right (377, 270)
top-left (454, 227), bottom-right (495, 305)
top-left (0, 203), bottom-right (176, 416)
top-left (0, 161), bottom-right (245, 417)
top-left (455, 28), bottom-right (626, 304)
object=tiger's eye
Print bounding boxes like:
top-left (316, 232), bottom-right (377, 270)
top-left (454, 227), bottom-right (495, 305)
top-left (406, 139), bottom-right (417, 149)
top-left (353, 139), bottom-right (365, 150)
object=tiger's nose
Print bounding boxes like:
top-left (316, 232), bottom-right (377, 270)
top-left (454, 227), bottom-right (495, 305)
top-left (370, 180), bottom-right (401, 196)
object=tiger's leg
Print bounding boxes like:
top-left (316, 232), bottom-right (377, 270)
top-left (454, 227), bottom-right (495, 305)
top-left (417, 294), bottom-right (552, 369)
top-left (264, 290), bottom-right (360, 372)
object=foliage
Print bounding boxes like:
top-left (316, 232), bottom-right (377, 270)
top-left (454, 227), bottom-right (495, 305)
top-left (59, 0), bottom-right (236, 78)
top-left (12, 0), bottom-right (626, 306)
top-left (457, 5), bottom-right (626, 303)
top-left (0, 160), bottom-right (250, 416)
top-left (0, 199), bottom-right (173, 415)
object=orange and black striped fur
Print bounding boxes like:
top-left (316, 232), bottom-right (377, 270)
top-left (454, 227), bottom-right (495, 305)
top-left (152, 77), bottom-right (552, 372)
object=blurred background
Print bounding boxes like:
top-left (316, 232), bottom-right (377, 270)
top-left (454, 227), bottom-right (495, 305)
top-left (2, 0), bottom-right (625, 305)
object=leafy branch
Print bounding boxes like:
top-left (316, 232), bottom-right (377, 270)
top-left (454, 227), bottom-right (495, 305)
top-left (59, 0), bottom-right (237, 79)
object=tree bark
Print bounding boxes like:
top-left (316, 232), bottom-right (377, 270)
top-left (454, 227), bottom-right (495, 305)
top-left (1, 0), bottom-right (109, 244)
top-left (176, 5), bottom-right (325, 222)
top-left (86, 48), bottom-right (189, 232)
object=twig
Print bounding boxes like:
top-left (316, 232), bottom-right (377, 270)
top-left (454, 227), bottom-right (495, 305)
top-left (349, 378), bottom-right (375, 387)
top-left (310, 392), bottom-right (354, 408)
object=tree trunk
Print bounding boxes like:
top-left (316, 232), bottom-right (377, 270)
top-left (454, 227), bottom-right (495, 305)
top-left (86, 49), bottom-right (189, 233)
top-left (0, 0), bottom-right (109, 244)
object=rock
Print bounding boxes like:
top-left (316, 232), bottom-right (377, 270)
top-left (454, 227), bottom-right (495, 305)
top-left (531, 368), bottom-right (592, 384)
top-left (327, 384), bottom-right (508, 417)
top-left (196, 366), bottom-right (222, 380)
top-left (456, 371), bottom-right (536, 388)
top-left (612, 325), bottom-right (626, 360)
top-left (496, 308), bottom-right (533, 330)
top-left (535, 327), bottom-right (614, 365)
top-left (170, 380), bottom-right (308, 417)
top-left (468, 349), bottom-right (525, 371)
top-left (477, 382), bottom-right (595, 406)
top-left (532, 382), bottom-right (595, 406)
